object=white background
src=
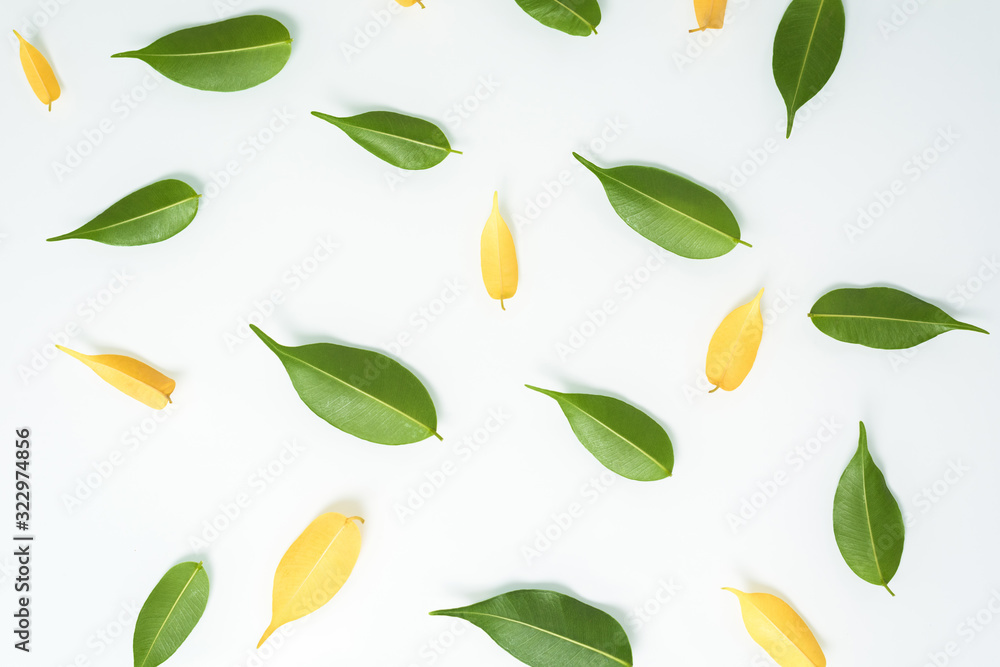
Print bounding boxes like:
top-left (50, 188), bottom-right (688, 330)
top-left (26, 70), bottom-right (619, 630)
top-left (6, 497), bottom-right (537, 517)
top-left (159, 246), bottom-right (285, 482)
top-left (2, 0), bottom-right (1000, 666)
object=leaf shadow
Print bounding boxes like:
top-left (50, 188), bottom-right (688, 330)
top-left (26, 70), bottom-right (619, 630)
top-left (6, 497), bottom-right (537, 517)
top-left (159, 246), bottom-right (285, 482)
top-left (256, 9), bottom-right (301, 37)
top-left (161, 171), bottom-right (204, 193)
top-left (316, 497), bottom-right (366, 520)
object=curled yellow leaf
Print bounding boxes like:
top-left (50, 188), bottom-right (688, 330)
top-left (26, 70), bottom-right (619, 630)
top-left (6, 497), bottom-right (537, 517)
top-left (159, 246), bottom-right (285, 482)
top-left (258, 513), bottom-right (364, 647)
top-left (723, 588), bottom-right (826, 667)
top-left (14, 30), bottom-right (60, 111)
top-left (706, 287), bottom-right (764, 392)
top-left (480, 191), bottom-right (518, 310)
top-left (56, 345), bottom-right (174, 409)
top-left (690, 0), bottom-right (728, 32)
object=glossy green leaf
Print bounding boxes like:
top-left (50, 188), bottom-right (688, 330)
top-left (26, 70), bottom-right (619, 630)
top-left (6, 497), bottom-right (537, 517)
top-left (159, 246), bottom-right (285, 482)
top-left (833, 422), bottom-right (905, 596)
top-left (311, 111), bottom-right (460, 170)
top-left (111, 16), bottom-right (292, 92)
top-left (133, 562), bottom-right (209, 667)
top-left (527, 385), bottom-right (672, 481)
top-left (574, 153), bottom-right (749, 259)
top-left (430, 589), bottom-right (632, 667)
top-left (772, 0), bottom-right (845, 137)
top-left (514, 0), bottom-right (601, 37)
top-left (47, 180), bottom-right (199, 246)
top-left (808, 287), bottom-right (988, 349)
top-left (250, 325), bottom-right (441, 445)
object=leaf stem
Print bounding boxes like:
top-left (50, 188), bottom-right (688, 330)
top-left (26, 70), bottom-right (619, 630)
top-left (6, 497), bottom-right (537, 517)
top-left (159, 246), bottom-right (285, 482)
top-left (737, 239), bottom-right (752, 248)
top-left (883, 582), bottom-right (895, 597)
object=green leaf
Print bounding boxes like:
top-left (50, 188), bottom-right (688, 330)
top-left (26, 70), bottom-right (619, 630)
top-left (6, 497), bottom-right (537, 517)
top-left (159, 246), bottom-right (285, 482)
top-left (430, 589), bottom-right (632, 667)
top-left (772, 0), bottom-right (845, 137)
top-left (833, 422), bottom-right (905, 596)
top-left (311, 110), bottom-right (460, 170)
top-left (574, 153), bottom-right (749, 259)
top-left (47, 179), bottom-right (199, 246)
top-left (250, 325), bottom-right (441, 445)
top-left (133, 562), bottom-right (209, 667)
top-left (526, 385), bottom-right (672, 481)
top-left (513, 0), bottom-right (602, 37)
top-left (808, 286), bottom-right (989, 349)
top-left (111, 16), bottom-right (292, 92)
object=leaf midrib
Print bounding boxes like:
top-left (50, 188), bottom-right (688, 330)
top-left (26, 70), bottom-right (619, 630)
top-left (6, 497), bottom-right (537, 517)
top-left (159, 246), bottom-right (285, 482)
top-left (808, 312), bottom-right (978, 331)
top-left (556, 393), bottom-right (668, 474)
top-left (546, 0), bottom-right (597, 34)
top-left (279, 520), bottom-right (350, 616)
top-left (67, 194), bottom-right (199, 239)
top-left (711, 295), bottom-right (761, 389)
top-left (136, 565), bottom-right (202, 667)
top-left (120, 40), bottom-right (291, 58)
top-left (859, 443), bottom-right (889, 588)
top-left (449, 610), bottom-right (629, 666)
top-left (742, 598), bottom-right (819, 667)
top-left (326, 117), bottom-right (451, 155)
top-left (281, 350), bottom-right (436, 438)
top-left (787, 0), bottom-right (828, 119)
top-left (597, 168), bottom-right (739, 246)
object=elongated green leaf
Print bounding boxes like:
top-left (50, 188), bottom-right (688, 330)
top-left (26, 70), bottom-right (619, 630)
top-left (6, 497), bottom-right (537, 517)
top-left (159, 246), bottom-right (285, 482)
top-left (134, 562), bottom-right (209, 667)
top-left (808, 287), bottom-right (988, 349)
top-left (430, 589), bottom-right (632, 667)
top-left (514, 0), bottom-right (601, 37)
top-left (311, 110), bottom-right (460, 170)
top-left (47, 180), bottom-right (199, 246)
top-left (772, 0), bottom-right (845, 137)
top-left (575, 153), bottom-right (749, 259)
top-left (250, 325), bottom-right (440, 445)
top-left (111, 16), bottom-right (292, 92)
top-left (526, 385), bottom-right (672, 481)
top-left (833, 422), bottom-right (905, 596)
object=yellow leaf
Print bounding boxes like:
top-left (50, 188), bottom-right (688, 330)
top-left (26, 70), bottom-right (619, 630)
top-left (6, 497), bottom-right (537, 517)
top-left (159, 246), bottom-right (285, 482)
top-left (258, 513), bottom-right (364, 647)
top-left (690, 0), bottom-right (728, 32)
top-left (706, 287), bottom-right (764, 392)
top-left (480, 191), bottom-right (518, 310)
top-left (723, 588), bottom-right (826, 667)
top-left (14, 31), bottom-right (60, 111)
top-left (56, 345), bottom-right (174, 409)
top-left (396, 0), bottom-right (426, 7)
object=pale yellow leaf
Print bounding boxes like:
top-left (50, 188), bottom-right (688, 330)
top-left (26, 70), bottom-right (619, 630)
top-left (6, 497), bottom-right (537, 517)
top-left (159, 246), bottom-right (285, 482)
top-left (14, 30), bottom-right (60, 111)
top-left (396, 0), bottom-right (426, 7)
top-left (480, 191), bottom-right (518, 310)
top-left (723, 588), bottom-right (826, 667)
top-left (706, 287), bottom-right (764, 392)
top-left (258, 513), bottom-right (364, 647)
top-left (690, 0), bottom-right (728, 32)
top-left (56, 345), bottom-right (174, 409)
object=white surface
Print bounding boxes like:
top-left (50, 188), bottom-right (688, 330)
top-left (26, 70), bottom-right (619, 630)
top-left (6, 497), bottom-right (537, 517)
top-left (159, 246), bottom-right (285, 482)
top-left (3, 0), bottom-right (1000, 665)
